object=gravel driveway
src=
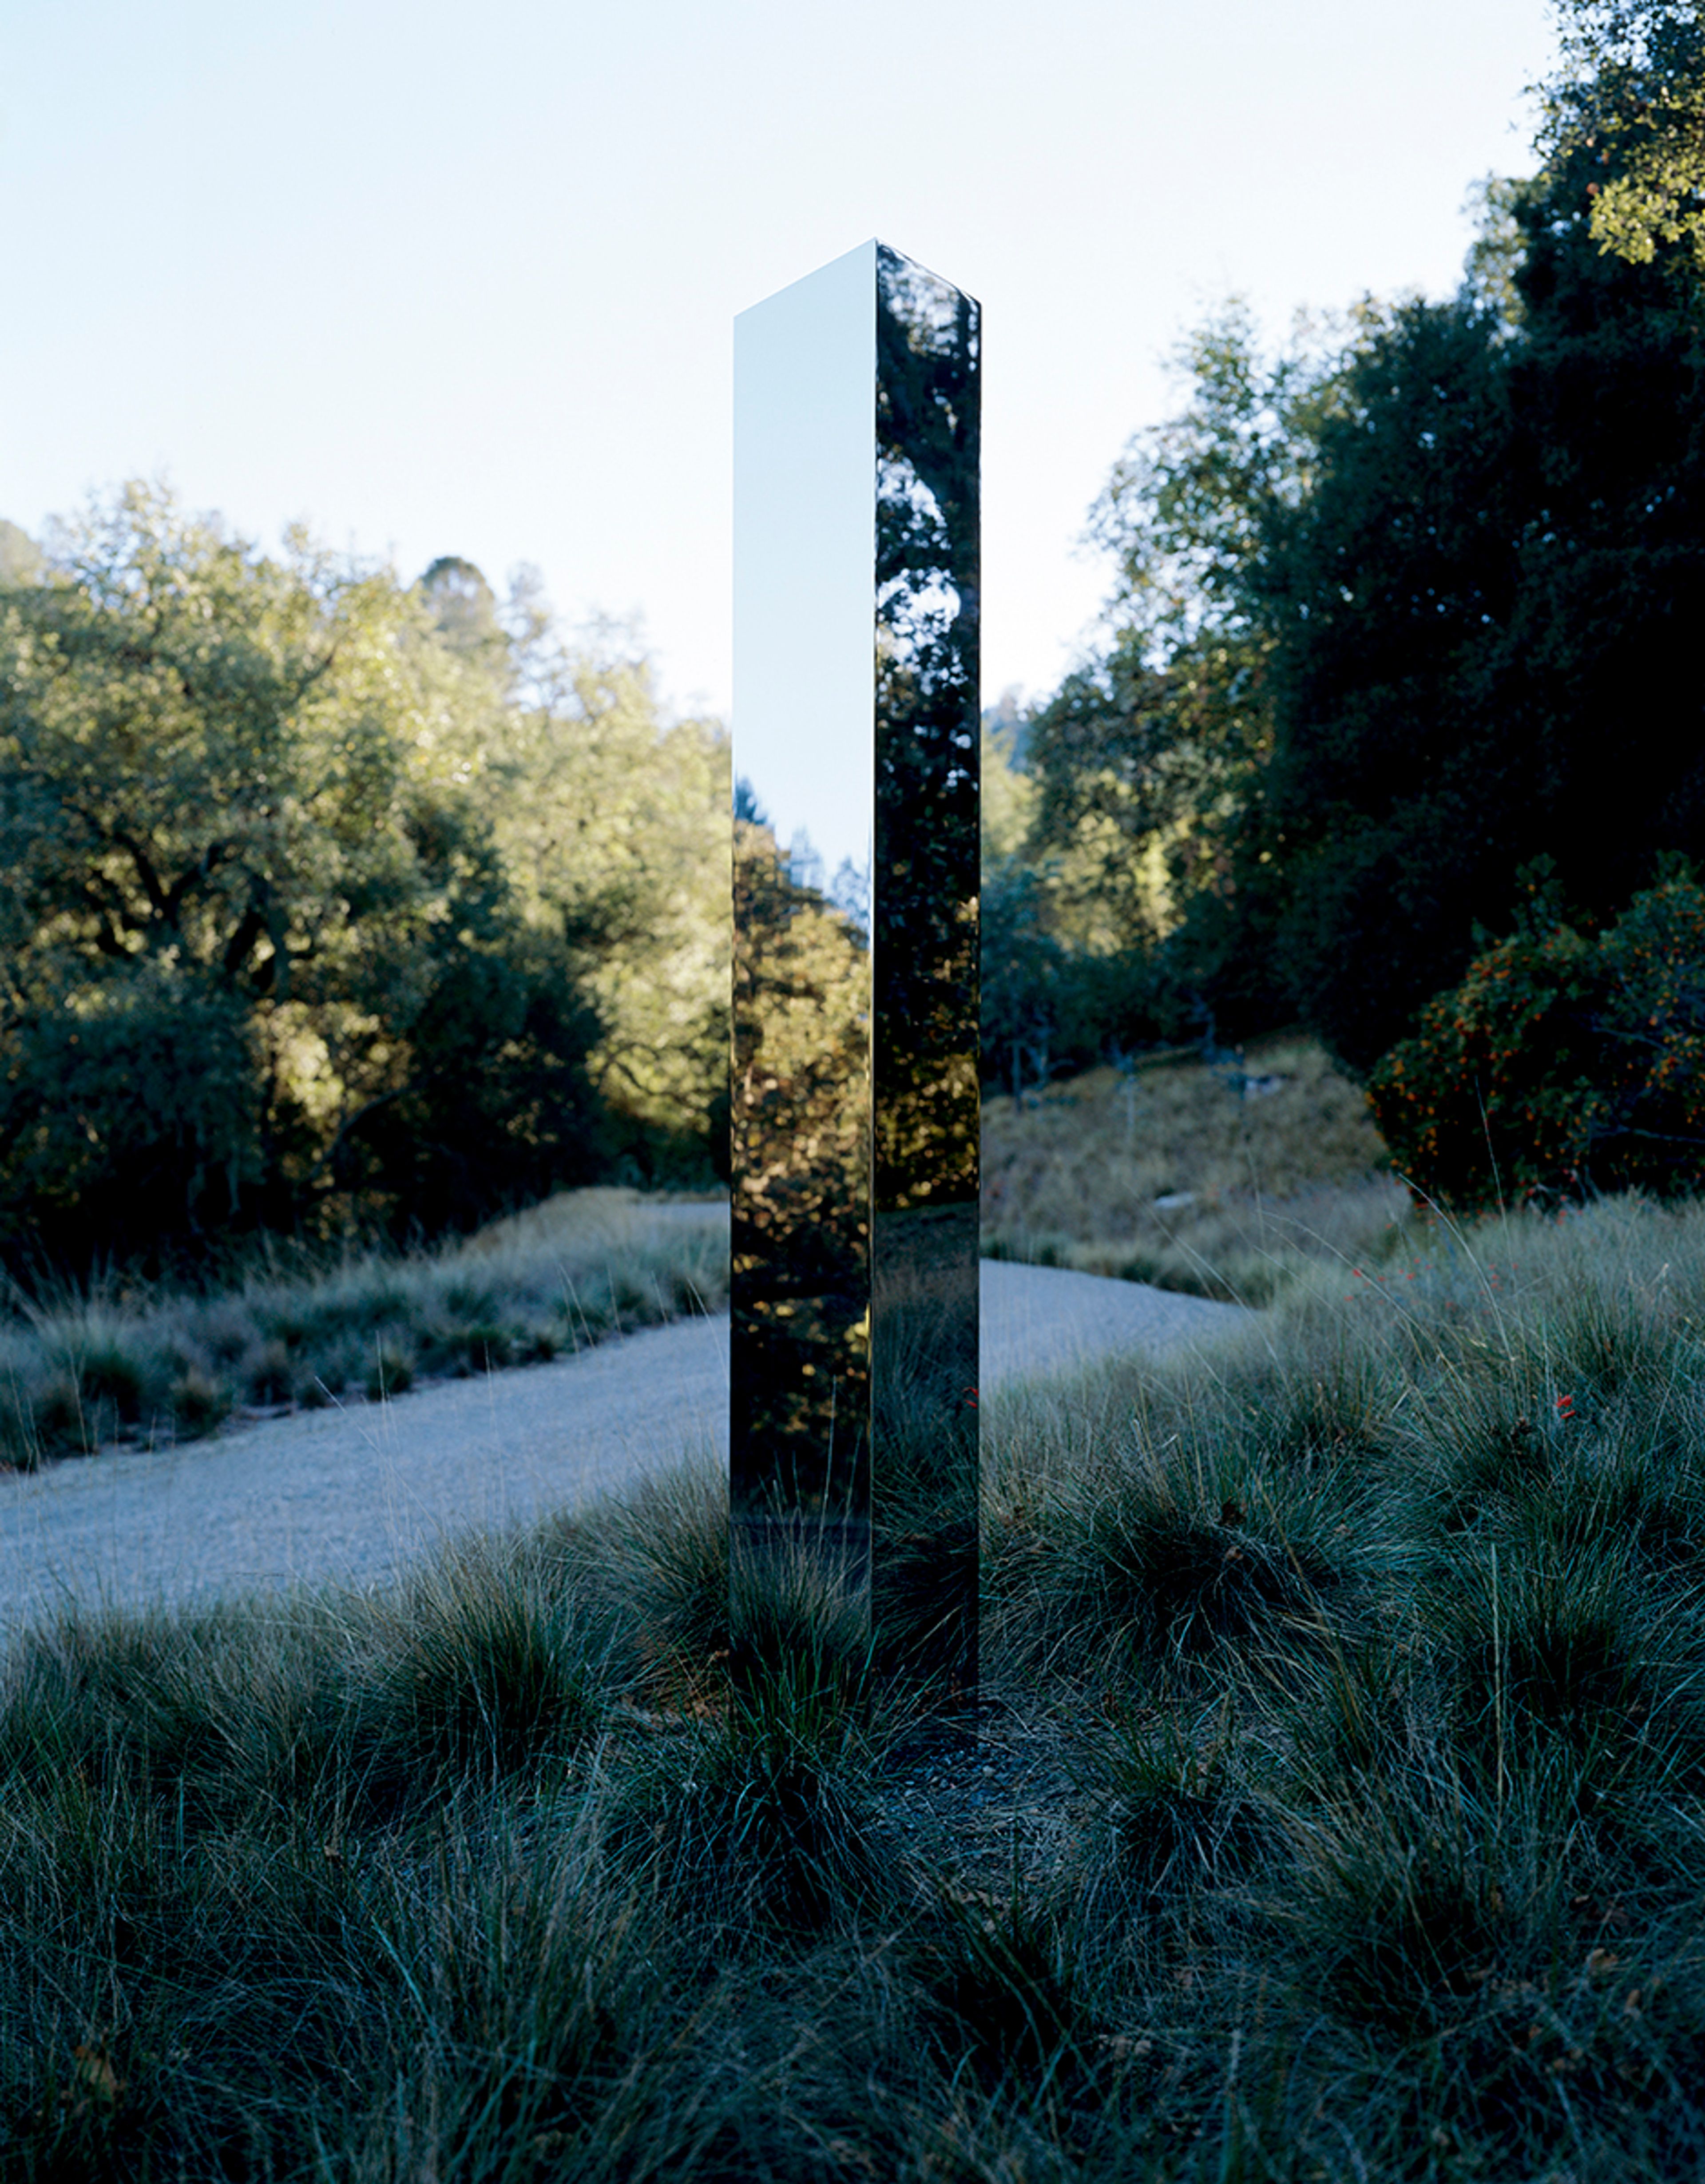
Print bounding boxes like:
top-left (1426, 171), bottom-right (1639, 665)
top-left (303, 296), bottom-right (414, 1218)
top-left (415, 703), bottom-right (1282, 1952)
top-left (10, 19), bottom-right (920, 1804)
top-left (0, 1263), bottom-right (1253, 1641)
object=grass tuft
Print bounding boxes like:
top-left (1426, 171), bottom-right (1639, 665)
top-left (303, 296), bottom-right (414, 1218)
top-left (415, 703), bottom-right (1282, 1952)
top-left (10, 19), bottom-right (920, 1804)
top-left (0, 1186), bottom-right (728, 1467)
top-left (10, 1192), bottom-right (1705, 2172)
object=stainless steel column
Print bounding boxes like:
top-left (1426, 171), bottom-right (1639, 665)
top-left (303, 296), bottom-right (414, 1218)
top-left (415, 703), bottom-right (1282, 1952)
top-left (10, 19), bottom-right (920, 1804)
top-left (732, 239), bottom-right (980, 1691)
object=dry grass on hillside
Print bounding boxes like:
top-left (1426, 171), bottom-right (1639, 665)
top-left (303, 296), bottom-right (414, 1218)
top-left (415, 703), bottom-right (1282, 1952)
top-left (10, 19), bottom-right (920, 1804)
top-left (0, 1188), bottom-right (729, 1471)
top-left (982, 1034), bottom-right (1411, 1305)
top-left (468, 1184), bottom-right (724, 1259)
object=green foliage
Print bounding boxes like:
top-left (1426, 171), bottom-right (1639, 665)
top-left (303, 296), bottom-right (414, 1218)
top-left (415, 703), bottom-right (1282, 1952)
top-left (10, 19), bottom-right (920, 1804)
top-left (0, 487), bottom-right (730, 1273)
top-left (1019, 301), bottom-right (1349, 1044)
top-left (731, 812), bottom-right (870, 1248)
top-left (1213, 142), bottom-right (1705, 1072)
top-left (4, 966), bottom-right (265, 1247)
top-left (973, 310), bottom-right (1328, 1084)
top-left (0, 519), bottom-right (42, 585)
top-left (979, 711), bottom-right (1181, 1085)
top-left (978, 694), bottom-right (1037, 866)
top-left (1027, 36), bottom-right (1705, 1082)
top-left (0, 484), bottom-right (598, 1263)
top-left (487, 619), bottom-right (730, 1185)
top-left (1368, 866), bottom-right (1705, 1212)
top-left (1540, 0), bottom-right (1705, 268)
top-left (979, 854), bottom-right (1065, 1092)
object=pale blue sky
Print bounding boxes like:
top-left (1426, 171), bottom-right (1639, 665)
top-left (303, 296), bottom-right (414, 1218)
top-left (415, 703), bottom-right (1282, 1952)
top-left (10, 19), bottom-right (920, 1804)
top-left (3, 0), bottom-right (1554, 721)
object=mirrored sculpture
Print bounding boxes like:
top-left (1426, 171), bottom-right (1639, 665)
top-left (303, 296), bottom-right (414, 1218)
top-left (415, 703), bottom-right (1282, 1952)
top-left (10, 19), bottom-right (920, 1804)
top-left (732, 240), bottom-right (980, 1691)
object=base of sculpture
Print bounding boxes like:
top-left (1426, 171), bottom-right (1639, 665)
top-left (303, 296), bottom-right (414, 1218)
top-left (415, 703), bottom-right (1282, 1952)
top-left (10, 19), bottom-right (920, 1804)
top-left (729, 1513), bottom-right (872, 1597)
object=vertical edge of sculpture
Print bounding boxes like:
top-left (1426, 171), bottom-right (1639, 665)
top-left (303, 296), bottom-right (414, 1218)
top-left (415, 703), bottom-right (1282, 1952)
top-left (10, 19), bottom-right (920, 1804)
top-left (731, 240), bottom-right (980, 1693)
top-left (730, 241), bottom-right (878, 1601)
top-left (869, 245), bottom-right (981, 1692)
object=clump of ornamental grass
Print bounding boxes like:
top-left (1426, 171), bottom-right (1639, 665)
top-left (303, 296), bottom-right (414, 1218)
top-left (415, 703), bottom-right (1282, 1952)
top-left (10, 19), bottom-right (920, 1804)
top-left (556, 1453), bottom-right (734, 1703)
top-left (983, 1341), bottom-right (1372, 1690)
top-left (330, 1536), bottom-right (613, 1828)
top-left (14, 1191), bottom-right (1705, 2176)
top-left (967, 1192), bottom-right (1705, 2171)
top-left (0, 1547), bottom-right (614, 1846)
top-left (0, 1186), bottom-right (727, 1469)
top-left (1065, 1693), bottom-right (1277, 1998)
top-left (0, 1739), bottom-right (684, 2180)
top-left (1265, 1706), bottom-right (1705, 2183)
top-left (603, 1532), bottom-right (885, 1942)
top-left (902, 1870), bottom-right (1096, 2101)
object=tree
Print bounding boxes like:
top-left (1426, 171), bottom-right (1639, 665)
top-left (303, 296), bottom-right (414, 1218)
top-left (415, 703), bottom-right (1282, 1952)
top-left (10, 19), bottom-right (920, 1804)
top-left (0, 522), bottom-right (40, 586)
top-left (402, 562), bottom-right (731, 1179)
top-left (475, 615), bottom-right (730, 1183)
top-left (731, 814), bottom-right (871, 1496)
top-left (1540, 0), bottom-right (1705, 267)
top-left (0, 484), bottom-right (607, 1269)
top-left (419, 553), bottom-right (508, 672)
top-left (1243, 147), bottom-right (1705, 1072)
top-left (1008, 8), bottom-right (1705, 1096)
top-left (1027, 302), bottom-right (1346, 952)
top-left (979, 855), bottom-right (1064, 1096)
top-left (1009, 302), bottom-right (1357, 1061)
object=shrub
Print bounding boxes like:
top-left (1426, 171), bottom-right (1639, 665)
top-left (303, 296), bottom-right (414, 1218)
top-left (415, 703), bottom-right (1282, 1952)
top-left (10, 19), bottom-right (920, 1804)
top-left (605, 1544), bottom-right (879, 1937)
top-left (364, 1343), bottom-right (415, 1402)
top-left (166, 1366), bottom-right (234, 1438)
top-left (32, 1372), bottom-right (90, 1457)
top-left (74, 1342), bottom-right (148, 1426)
top-left (350, 1543), bottom-right (608, 1815)
top-left (1368, 865), bottom-right (1705, 1213)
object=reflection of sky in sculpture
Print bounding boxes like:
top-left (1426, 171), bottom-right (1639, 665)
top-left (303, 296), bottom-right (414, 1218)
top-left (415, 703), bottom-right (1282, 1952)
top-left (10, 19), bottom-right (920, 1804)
top-left (732, 240), bottom-right (874, 892)
top-left (731, 240), bottom-right (979, 1687)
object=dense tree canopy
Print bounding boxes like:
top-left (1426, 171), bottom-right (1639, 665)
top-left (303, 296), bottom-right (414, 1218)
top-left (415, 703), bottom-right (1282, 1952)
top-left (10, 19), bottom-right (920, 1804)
top-left (1541, 0), bottom-right (1705, 267)
top-left (1003, 302), bottom-right (1355, 1062)
top-left (0, 485), bottom-right (728, 1272)
top-left (482, 623), bottom-right (730, 1182)
top-left (1248, 147), bottom-right (1705, 1070)
top-left (1024, 303), bottom-right (1337, 956)
top-left (999, 56), bottom-right (1705, 1099)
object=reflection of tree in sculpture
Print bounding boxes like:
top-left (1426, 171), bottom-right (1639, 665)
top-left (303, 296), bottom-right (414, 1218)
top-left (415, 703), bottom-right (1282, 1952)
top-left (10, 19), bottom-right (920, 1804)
top-left (868, 248), bottom-right (981, 1686)
top-left (730, 816), bottom-right (871, 1524)
top-left (873, 246), bottom-right (979, 1219)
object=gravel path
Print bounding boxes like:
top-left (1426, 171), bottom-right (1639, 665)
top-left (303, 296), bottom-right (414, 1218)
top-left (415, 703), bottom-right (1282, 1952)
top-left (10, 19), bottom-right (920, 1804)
top-left (979, 1258), bottom-right (1250, 1388)
top-left (0, 1264), bottom-right (1253, 1640)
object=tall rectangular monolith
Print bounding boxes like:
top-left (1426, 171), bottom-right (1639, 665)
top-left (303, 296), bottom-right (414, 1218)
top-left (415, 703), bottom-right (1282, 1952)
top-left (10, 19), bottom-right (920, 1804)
top-left (731, 239), bottom-right (980, 1690)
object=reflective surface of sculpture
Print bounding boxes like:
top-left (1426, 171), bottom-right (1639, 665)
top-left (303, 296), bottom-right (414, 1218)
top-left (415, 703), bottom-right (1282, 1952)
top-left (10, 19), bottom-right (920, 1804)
top-left (732, 240), bottom-right (980, 1689)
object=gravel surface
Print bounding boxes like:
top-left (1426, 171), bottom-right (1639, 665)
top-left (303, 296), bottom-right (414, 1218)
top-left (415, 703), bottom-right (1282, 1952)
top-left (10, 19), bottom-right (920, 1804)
top-left (979, 1258), bottom-right (1249, 1388)
top-left (0, 1263), bottom-right (1254, 1643)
